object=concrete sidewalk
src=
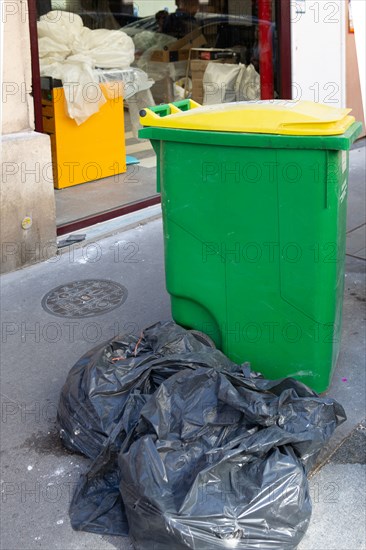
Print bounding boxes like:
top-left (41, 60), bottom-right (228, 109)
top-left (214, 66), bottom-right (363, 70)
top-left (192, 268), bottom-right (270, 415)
top-left (0, 144), bottom-right (365, 550)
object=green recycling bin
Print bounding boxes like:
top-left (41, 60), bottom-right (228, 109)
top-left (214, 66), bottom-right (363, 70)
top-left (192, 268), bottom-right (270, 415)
top-left (139, 100), bottom-right (362, 393)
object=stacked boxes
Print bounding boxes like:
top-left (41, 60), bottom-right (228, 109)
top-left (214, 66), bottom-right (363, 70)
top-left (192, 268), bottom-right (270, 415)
top-left (148, 61), bottom-right (189, 105)
top-left (149, 28), bottom-right (206, 62)
top-left (190, 49), bottom-right (239, 104)
top-left (148, 29), bottom-right (206, 104)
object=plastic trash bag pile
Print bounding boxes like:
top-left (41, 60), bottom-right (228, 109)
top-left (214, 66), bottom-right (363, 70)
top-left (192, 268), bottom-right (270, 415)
top-left (58, 322), bottom-right (346, 549)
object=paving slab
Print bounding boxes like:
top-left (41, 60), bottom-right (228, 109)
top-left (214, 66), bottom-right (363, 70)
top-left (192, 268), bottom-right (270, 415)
top-left (346, 143), bottom-right (366, 234)
top-left (298, 421), bottom-right (366, 550)
top-left (346, 225), bottom-right (366, 259)
top-left (1, 219), bottom-right (170, 550)
top-left (298, 463), bottom-right (366, 550)
top-left (55, 164), bottom-right (157, 226)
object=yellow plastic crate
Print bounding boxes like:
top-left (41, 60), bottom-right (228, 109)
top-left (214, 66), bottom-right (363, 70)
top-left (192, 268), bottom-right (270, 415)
top-left (42, 84), bottom-right (126, 189)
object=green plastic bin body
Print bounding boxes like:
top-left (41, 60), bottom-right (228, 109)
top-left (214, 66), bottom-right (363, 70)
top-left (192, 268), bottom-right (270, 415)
top-left (140, 122), bottom-right (361, 393)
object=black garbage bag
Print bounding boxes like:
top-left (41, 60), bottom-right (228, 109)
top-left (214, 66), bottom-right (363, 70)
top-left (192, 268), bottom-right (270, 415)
top-left (58, 322), bottom-right (346, 548)
top-left (69, 391), bottom-right (148, 535)
top-left (119, 366), bottom-right (345, 549)
top-left (60, 322), bottom-right (244, 535)
top-left (58, 322), bottom-right (228, 459)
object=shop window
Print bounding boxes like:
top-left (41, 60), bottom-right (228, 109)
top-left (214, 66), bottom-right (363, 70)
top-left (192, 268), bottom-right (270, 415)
top-left (33, 0), bottom-right (285, 232)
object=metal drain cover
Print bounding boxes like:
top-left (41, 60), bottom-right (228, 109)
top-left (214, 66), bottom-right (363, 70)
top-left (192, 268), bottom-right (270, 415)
top-left (41, 279), bottom-right (127, 318)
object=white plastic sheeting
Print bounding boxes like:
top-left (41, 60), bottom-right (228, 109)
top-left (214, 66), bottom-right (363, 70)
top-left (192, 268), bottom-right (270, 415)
top-left (38, 11), bottom-right (139, 124)
top-left (203, 62), bottom-right (261, 105)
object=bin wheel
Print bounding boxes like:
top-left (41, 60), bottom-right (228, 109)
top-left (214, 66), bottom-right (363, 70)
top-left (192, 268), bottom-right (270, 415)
top-left (189, 330), bottom-right (216, 349)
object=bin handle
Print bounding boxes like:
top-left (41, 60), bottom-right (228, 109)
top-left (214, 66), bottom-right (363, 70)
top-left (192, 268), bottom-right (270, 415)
top-left (140, 99), bottom-right (201, 127)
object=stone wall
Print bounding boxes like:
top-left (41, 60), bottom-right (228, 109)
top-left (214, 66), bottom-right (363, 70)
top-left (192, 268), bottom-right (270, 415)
top-left (1, 0), bottom-right (57, 273)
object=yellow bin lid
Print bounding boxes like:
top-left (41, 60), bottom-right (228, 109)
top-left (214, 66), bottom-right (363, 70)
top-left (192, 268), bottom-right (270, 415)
top-left (140, 100), bottom-right (355, 136)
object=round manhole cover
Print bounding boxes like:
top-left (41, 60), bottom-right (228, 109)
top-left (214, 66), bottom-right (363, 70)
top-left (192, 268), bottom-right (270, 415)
top-left (41, 279), bottom-right (127, 318)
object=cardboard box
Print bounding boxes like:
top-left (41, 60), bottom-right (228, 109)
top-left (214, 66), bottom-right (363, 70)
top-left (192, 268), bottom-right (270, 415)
top-left (168, 27), bottom-right (206, 51)
top-left (150, 28), bottom-right (206, 63)
top-left (148, 60), bottom-right (188, 104)
top-left (150, 75), bottom-right (175, 105)
top-left (190, 54), bottom-right (238, 104)
top-left (191, 48), bottom-right (239, 62)
top-left (150, 49), bottom-right (191, 63)
top-left (192, 95), bottom-right (204, 105)
top-left (191, 58), bottom-right (237, 75)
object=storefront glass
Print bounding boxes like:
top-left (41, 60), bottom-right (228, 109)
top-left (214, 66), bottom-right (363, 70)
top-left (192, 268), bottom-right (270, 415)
top-left (35, 0), bottom-right (282, 232)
